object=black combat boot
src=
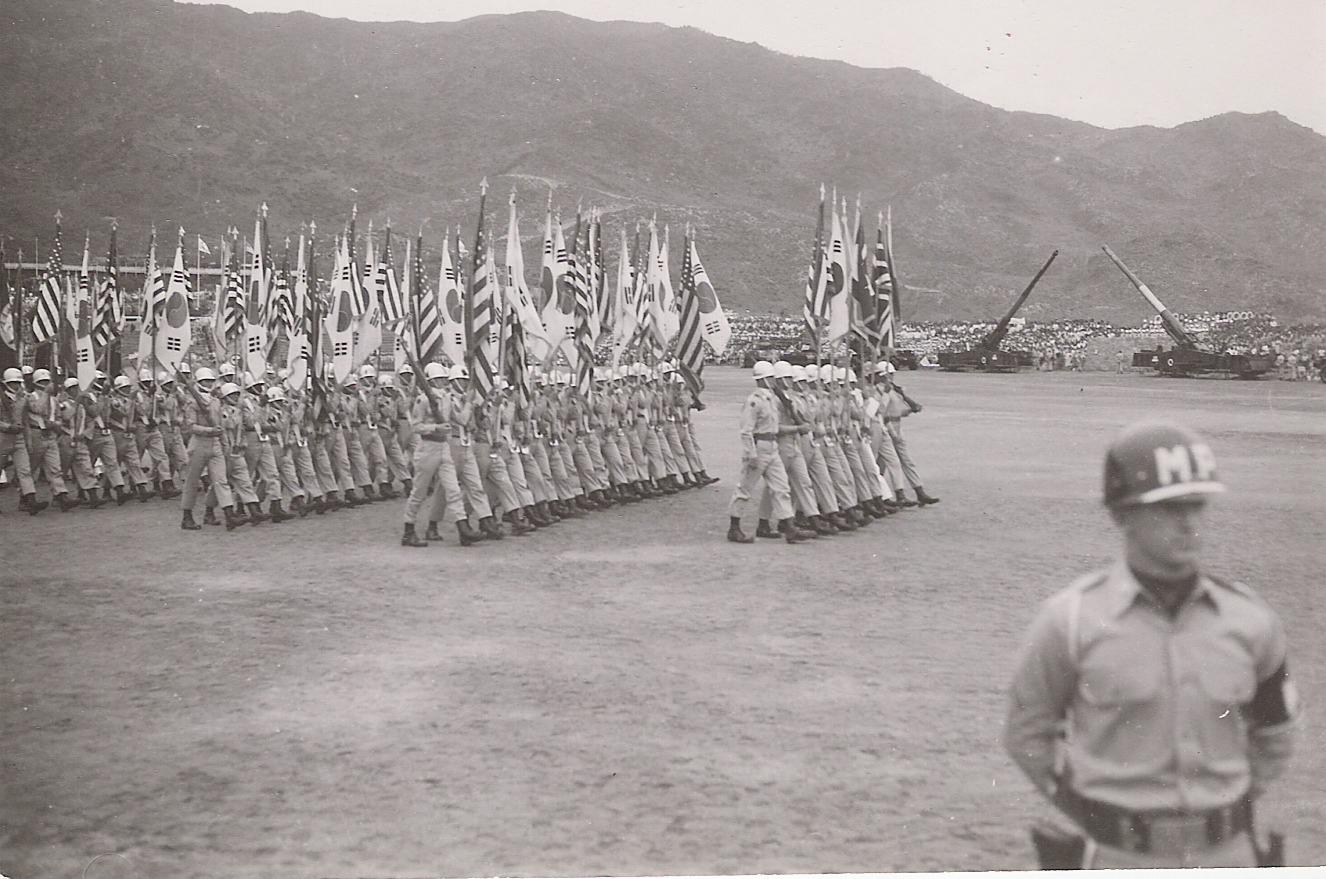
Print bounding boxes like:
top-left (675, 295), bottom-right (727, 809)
top-left (779, 517), bottom-right (816, 544)
top-left (811, 514), bottom-right (837, 535)
top-left (181, 510), bottom-right (202, 531)
top-left (697, 470), bottom-right (719, 485)
top-left (479, 516), bottom-right (505, 540)
top-left (915, 486), bottom-right (941, 506)
top-left (424, 521), bottom-right (443, 541)
top-left (401, 523), bottom-right (429, 547)
top-left (204, 506), bottom-right (220, 526)
top-left (246, 501), bottom-right (269, 523)
top-left (57, 492), bottom-right (80, 512)
top-left (115, 484), bottom-right (132, 506)
top-left (22, 493), bottom-right (48, 515)
top-left (506, 509), bottom-right (535, 535)
top-left (159, 480), bottom-right (181, 500)
top-left (726, 516), bottom-right (754, 544)
top-left (223, 505), bottom-right (249, 531)
top-left (378, 482), bottom-right (398, 500)
top-left (136, 483), bottom-right (155, 502)
top-left (894, 489), bottom-right (918, 508)
top-left (269, 500), bottom-right (292, 523)
top-left (401, 478), bottom-right (413, 497)
top-left (456, 519), bottom-right (481, 546)
top-left (84, 487), bottom-right (105, 510)
top-left (755, 518), bottom-right (779, 539)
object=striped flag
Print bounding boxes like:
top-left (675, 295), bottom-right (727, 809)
top-left (94, 225), bottom-right (123, 350)
top-left (631, 224), bottom-right (654, 350)
top-left (674, 229), bottom-right (703, 397)
top-left (504, 192), bottom-right (548, 346)
top-left (224, 235), bottom-right (245, 344)
top-left (802, 186), bottom-right (828, 345)
top-left (586, 210), bottom-right (602, 344)
top-left (465, 180), bottom-right (497, 397)
top-left (268, 248), bottom-right (295, 344)
top-left (0, 238), bottom-right (13, 353)
top-left (871, 216), bottom-right (895, 349)
top-left (572, 221), bottom-right (595, 398)
top-left (885, 206), bottom-right (901, 330)
top-left (594, 211), bottom-right (611, 341)
top-left (849, 201), bottom-right (877, 347)
top-left (31, 214), bottom-right (63, 345)
top-left (414, 234), bottom-right (444, 363)
top-left (73, 237), bottom-right (97, 389)
top-left (378, 225), bottom-right (405, 324)
top-left (346, 206), bottom-right (371, 316)
top-left (135, 230), bottom-right (165, 369)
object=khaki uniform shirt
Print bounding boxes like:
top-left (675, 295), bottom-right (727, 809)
top-left (1005, 562), bottom-right (1298, 813)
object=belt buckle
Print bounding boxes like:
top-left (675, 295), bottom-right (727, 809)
top-left (520, 445), bottom-right (531, 455)
top-left (1147, 814), bottom-right (1207, 856)
top-left (460, 437), bottom-right (471, 448)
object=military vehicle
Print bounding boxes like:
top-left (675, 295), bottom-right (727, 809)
top-left (937, 250), bottom-right (1059, 372)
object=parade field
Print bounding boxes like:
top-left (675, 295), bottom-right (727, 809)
top-left (3, 367), bottom-right (1324, 878)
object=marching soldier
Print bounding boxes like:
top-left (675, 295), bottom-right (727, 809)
top-left (265, 387), bottom-right (307, 517)
top-left (341, 374), bottom-right (378, 502)
top-left (791, 365), bottom-right (847, 532)
top-left (59, 377), bottom-right (104, 508)
top-left (1, 367), bottom-right (44, 514)
top-left (108, 375), bottom-right (155, 503)
top-left (356, 364), bottom-right (399, 499)
top-left (134, 368), bottom-right (180, 498)
top-left (726, 361), bottom-right (814, 544)
top-left (373, 372), bottom-right (412, 497)
top-left (403, 362), bottom-right (478, 546)
top-left (26, 368), bottom-right (78, 511)
top-left (446, 363), bottom-right (504, 539)
top-left (241, 372), bottom-right (290, 521)
top-left (217, 380), bottom-right (269, 525)
top-left (755, 361), bottom-right (828, 538)
top-left (879, 361), bottom-right (940, 506)
top-left (158, 370), bottom-right (190, 487)
top-left (178, 367), bottom-right (247, 531)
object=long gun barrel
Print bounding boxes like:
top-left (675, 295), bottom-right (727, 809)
top-left (981, 249), bottom-right (1059, 350)
top-left (1101, 245), bottom-right (1199, 349)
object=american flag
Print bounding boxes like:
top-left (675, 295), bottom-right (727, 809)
top-left (674, 229), bottom-right (704, 397)
top-left (594, 212), bottom-right (611, 340)
top-left (347, 208), bottom-right (371, 315)
top-left (378, 225), bottom-right (405, 324)
top-left (871, 219), bottom-right (895, 349)
top-left (94, 225), bottom-right (123, 349)
top-left (141, 230), bottom-right (167, 334)
top-left (31, 214), bottom-right (63, 344)
top-left (802, 186), bottom-right (827, 345)
top-left (413, 235), bottom-right (443, 363)
top-left (465, 182), bottom-right (497, 398)
top-left (572, 223), bottom-right (595, 398)
top-left (224, 241), bottom-right (245, 341)
top-left (268, 251), bottom-right (295, 342)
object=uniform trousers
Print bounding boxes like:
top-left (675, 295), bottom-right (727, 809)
top-left (344, 426), bottom-right (372, 488)
top-left (475, 440), bottom-right (522, 515)
top-left (112, 429), bottom-right (150, 487)
top-left (570, 437), bottom-right (604, 493)
top-left (526, 439), bottom-right (557, 503)
top-left (86, 430), bottom-right (126, 488)
top-left (840, 432), bottom-right (878, 502)
top-left (62, 436), bottom-right (100, 492)
top-left (311, 434), bottom-right (338, 497)
top-left (583, 431), bottom-right (611, 488)
top-left (290, 441), bottom-right (323, 500)
top-left (678, 420), bottom-right (705, 474)
top-left (325, 429), bottom-right (356, 492)
top-left (872, 422), bottom-right (907, 493)
top-left (162, 426), bottom-right (189, 476)
top-left (857, 433), bottom-right (891, 497)
top-left (272, 443), bottom-right (307, 503)
top-left (181, 434), bottom-right (234, 511)
top-left (800, 436), bottom-right (840, 515)
top-left (26, 431), bottom-right (67, 495)
top-left (223, 443), bottom-right (259, 505)
top-left (378, 426), bottom-right (411, 483)
top-left (761, 433), bottom-right (818, 518)
top-left (623, 422), bottom-right (650, 482)
top-left (547, 440), bottom-right (579, 500)
top-left (600, 431), bottom-right (631, 485)
top-left (136, 427), bottom-right (172, 482)
top-left (519, 442), bottom-right (551, 504)
top-left (0, 432), bottom-right (36, 495)
top-left (500, 442), bottom-right (536, 509)
top-left (244, 434), bottom-right (282, 501)
top-left (728, 439), bottom-right (793, 521)
top-left (820, 434), bottom-right (858, 509)
top-left (662, 421), bottom-right (692, 477)
top-left (404, 438), bottom-right (464, 526)
top-left (449, 438), bottom-right (493, 519)
top-left (885, 419), bottom-right (924, 489)
top-left (641, 424), bottom-right (669, 481)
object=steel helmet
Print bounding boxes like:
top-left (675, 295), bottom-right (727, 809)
top-left (772, 360), bottom-right (794, 379)
top-left (817, 364), bottom-right (834, 382)
top-left (423, 362), bottom-right (448, 381)
top-left (875, 360), bottom-right (896, 375)
top-left (448, 363), bottom-right (469, 381)
top-left (378, 374), bottom-right (396, 389)
top-left (33, 368), bottom-right (52, 384)
top-left (791, 365), bottom-right (808, 382)
top-left (177, 362), bottom-right (192, 375)
top-left (658, 362), bottom-right (675, 375)
top-left (219, 382), bottom-right (241, 398)
top-left (833, 366), bottom-right (848, 383)
top-left (359, 364), bottom-right (377, 379)
top-left (671, 372), bottom-right (685, 384)
top-left (496, 377), bottom-right (510, 391)
top-left (139, 368), bottom-right (155, 383)
top-left (194, 367), bottom-right (217, 383)
top-left (156, 371), bottom-right (171, 384)
top-left (266, 387), bottom-right (286, 402)
top-left (1103, 421), bottom-right (1225, 508)
top-left (847, 368), bottom-right (859, 384)
top-left (218, 362), bottom-right (236, 377)
top-left (63, 377), bottom-right (81, 390)
top-left (3, 367), bottom-right (22, 384)
top-left (557, 372), bottom-right (571, 386)
top-left (593, 367), bottom-right (607, 382)
top-left (751, 360), bottom-right (775, 380)
top-left (113, 375), bottom-right (132, 390)
top-left (277, 367), bottom-right (290, 381)
top-left (20, 364), bottom-right (33, 375)
top-left (342, 374), bottom-right (359, 388)
top-left (94, 369), bottom-right (108, 381)
top-left (397, 362), bottom-right (415, 375)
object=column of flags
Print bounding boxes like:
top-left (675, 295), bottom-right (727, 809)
top-left (11, 190), bottom-right (730, 394)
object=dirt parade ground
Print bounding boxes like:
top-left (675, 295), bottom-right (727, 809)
top-left (2, 367), bottom-right (1323, 877)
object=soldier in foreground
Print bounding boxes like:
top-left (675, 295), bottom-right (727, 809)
top-left (1003, 421), bottom-right (1297, 868)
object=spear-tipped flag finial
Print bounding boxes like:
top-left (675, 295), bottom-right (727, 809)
top-left (351, 203), bottom-right (358, 220)
top-left (261, 202), bottom-right (269, 219)
top-left (54, 209), bottom-right (63, 224)
top-left (480, 177), bottom-right (489, 195)
top-left (308, 220), bottom-right (317, 235)
top-left (110, 217), bottom-right (118, 231)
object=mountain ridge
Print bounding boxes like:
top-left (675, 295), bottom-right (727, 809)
top-left (2, 0), bottom-right (1324, 322)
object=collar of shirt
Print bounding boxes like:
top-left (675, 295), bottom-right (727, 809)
top-left (1098, 561), bottom-right (1223, 621)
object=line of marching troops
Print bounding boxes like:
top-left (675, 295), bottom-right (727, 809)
top-left (725, 358), bottom-right (940, 544)
top-left (0, 359), bottom-right (721, 545)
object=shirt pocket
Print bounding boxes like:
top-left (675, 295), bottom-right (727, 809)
top-left (1195, 659), bottom-right (1255, 709)
top-left (1078, 641), bottom-right (1162, 706)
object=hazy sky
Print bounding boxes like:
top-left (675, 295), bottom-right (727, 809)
top-left (181, 0), bottom-right (1326, 134)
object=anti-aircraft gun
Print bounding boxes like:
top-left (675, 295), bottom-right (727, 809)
top-left (938, 250), bottom-right (1058, 372)
top-left (1102, 246), bottom-right (1274, 379)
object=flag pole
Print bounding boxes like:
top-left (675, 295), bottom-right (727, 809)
top-left (14, 246), bottom-right (25, 369)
